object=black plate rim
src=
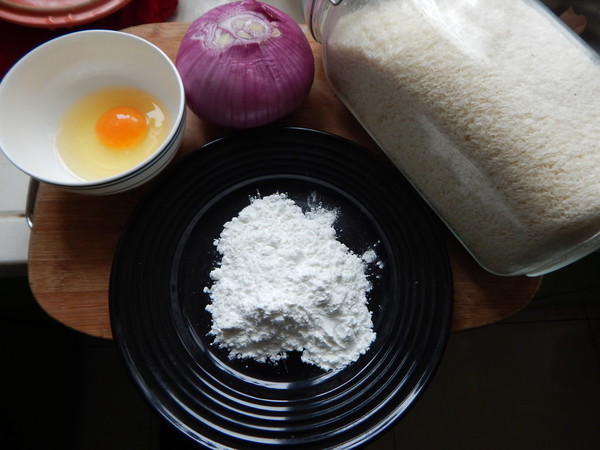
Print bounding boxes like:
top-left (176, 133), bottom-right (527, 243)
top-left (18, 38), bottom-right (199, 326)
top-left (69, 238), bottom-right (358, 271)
top-left (109, 126), bottom-right (453, 449)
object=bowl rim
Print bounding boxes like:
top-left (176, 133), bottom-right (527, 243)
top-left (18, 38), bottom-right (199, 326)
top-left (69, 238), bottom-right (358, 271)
top-left (0, 29), bottom-right (186, 189)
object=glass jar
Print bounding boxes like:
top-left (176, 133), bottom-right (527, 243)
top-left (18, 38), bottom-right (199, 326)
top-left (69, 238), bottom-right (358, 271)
top-left (301, 0), bottom-right (600, 276)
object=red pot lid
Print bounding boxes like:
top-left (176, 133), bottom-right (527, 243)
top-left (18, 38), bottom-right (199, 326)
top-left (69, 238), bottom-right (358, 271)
top-left (0, 0), bottom-right (132, 28)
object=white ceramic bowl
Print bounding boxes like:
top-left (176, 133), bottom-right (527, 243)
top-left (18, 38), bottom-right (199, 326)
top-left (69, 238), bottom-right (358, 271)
top-left (0, 30), bottom-right (185, 195)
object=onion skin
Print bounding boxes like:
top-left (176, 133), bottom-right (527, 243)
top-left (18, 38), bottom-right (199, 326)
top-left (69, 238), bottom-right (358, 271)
top-left (175, 0), bottom-right (315, 129)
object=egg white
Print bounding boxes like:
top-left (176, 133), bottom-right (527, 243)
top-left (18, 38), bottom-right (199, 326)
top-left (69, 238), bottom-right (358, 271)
top-left (55, 86), bottom-right (171, 181)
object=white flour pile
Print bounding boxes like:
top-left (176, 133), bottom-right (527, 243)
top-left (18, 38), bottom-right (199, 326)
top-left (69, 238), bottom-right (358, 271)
top-left (326, 0), bottom-right (600, 275)
top-left (203, 193), bottom-right (376, 371)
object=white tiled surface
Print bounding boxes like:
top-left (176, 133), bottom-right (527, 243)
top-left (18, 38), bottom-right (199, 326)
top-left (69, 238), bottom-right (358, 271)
top-left (0, 150), bottom-right (31, 268)
top-left (0, 216), bottom-right (31, 265)
top-left (0, 0), bottom-right (303, 269)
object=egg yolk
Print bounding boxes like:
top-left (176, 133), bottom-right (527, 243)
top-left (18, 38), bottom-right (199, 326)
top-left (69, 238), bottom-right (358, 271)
top-left (95, 106), bottom-right (148, 149)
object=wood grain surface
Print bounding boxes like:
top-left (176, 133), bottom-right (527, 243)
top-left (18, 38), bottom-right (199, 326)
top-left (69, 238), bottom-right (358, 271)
top-left (27, 22), bottom-right (542, 339)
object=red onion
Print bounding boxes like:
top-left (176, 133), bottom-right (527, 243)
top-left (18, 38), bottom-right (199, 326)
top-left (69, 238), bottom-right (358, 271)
top-left (175, 0), bottom-right (315, 129)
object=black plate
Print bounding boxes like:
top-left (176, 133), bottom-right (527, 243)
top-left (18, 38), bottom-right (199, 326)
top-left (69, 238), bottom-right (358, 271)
top-left (109, 127), bottom-right (453, 449)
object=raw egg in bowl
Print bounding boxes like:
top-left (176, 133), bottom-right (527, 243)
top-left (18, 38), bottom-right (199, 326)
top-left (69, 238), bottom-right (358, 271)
top-left (0, 30), bottom-right (185, 195)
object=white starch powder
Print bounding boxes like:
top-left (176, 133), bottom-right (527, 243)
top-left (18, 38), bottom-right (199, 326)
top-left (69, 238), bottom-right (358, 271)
top-left (326, 0), bottom-right (600, 275)
top-left (203, 193), bottom-right (377, 371)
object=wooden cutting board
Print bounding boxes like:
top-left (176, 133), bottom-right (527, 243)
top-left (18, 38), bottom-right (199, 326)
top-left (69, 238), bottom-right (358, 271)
top-left (27, 22), bottom-right (542, 339)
